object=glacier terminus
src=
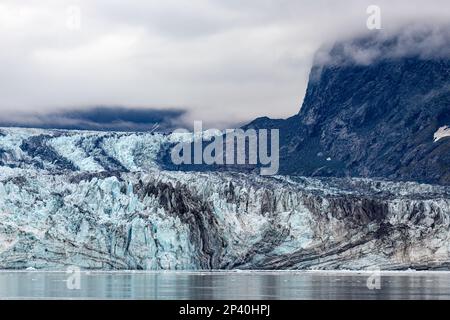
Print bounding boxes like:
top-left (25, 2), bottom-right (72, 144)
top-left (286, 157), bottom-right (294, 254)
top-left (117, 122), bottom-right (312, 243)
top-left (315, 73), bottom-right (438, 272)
top-left (0, 127), bottom-right (450, 270)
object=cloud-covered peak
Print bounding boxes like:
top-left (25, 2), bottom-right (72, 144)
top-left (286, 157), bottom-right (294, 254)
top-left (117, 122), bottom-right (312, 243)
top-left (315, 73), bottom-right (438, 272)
top-left (315, 24), bottom-right (450, 67)
top-left (0, 1), bottom-right (449, 125)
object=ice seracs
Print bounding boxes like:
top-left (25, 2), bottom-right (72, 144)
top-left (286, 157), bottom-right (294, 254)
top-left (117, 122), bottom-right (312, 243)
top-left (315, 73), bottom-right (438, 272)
top-left (0, 127), bottom-right (450, 271)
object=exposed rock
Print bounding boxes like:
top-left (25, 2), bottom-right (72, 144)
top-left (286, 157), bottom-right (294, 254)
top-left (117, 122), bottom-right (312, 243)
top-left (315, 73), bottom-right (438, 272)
top-left (244, 33), bottom-right (450, 185)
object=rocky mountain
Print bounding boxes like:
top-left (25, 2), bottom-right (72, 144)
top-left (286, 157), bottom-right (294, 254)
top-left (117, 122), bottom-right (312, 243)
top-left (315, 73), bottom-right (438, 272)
top-left (245, 31), bottom-right (450, 185)
top-left (1, 30), bottom-right (450, 270)
top-left (1, 128), bottom-right (450, 270)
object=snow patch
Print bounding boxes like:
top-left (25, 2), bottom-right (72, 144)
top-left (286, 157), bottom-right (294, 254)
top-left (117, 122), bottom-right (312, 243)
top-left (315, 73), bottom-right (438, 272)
top-left (434, 126), bottom-right (450, 142)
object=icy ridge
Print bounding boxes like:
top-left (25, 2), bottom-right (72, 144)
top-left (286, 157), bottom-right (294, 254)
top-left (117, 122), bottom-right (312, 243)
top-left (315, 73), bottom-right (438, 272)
top-left (0, 128), bottom-right (450, 270)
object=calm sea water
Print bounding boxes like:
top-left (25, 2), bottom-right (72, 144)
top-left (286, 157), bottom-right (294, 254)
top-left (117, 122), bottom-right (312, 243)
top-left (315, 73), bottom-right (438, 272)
top-left (1, 271), bottom-right (450, 300)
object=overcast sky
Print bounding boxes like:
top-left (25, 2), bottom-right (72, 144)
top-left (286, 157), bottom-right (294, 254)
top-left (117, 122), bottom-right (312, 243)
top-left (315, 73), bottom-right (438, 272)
top-left (1, 0), bottom-right (449, 128)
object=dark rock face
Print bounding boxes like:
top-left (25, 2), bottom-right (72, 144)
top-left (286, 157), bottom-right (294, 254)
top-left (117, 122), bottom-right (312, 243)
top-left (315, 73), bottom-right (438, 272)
top-left (155, 32), bottom-right (450, 185)
top-left (245, 38), bottom-right (450, 184)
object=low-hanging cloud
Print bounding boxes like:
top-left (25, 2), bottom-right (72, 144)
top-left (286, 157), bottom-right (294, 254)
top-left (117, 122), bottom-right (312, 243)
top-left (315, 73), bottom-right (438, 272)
top-left (0, 0), bottom-right (449, 128)
top-left (0, 107), bottom-right (187, 132)
top-left (315, 24), bottom-right (450, 67)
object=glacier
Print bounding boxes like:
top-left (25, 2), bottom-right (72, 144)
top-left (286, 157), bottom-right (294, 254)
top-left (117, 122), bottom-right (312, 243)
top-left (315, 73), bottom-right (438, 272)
top-left (0, 127), bottom-right (450, 270)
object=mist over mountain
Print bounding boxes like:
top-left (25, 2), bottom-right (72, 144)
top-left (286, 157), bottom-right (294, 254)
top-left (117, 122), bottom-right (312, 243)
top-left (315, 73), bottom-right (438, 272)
top-left (5, 1), bottom-right (449, 126)
top-left (244, 28), bottom-right (450, 185)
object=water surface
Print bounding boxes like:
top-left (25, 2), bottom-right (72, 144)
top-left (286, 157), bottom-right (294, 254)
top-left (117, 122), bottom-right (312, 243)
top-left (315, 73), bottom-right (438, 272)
top-left (1, 271), bottom-right (449, 300)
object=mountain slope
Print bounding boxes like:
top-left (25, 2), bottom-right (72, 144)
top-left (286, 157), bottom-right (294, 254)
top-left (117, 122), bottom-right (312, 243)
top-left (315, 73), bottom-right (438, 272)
top-left (245, 34), bottom-right (450, 184)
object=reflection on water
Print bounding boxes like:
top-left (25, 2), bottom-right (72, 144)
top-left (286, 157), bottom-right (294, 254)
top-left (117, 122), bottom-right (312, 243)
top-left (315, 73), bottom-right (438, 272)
top-left (0, 271), bottom-right (450, 300)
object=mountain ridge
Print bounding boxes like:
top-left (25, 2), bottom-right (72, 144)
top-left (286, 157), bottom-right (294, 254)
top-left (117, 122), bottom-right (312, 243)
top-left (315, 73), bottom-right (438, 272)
top-left (244, 33), bottom-right (450, 185)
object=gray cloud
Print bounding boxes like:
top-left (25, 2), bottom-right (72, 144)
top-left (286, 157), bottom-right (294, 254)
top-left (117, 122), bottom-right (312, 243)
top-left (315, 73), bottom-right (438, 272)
top-left (315, 24), bottom-right (450, 67)
top-left (0, 106), bottom-right (187, 132)
top-left (0, 0), bottom-right (449, 128)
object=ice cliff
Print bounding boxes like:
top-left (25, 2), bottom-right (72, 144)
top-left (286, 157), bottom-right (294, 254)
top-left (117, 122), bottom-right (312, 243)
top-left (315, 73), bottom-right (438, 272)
top-left (1, 128), bottom-right (450, 270)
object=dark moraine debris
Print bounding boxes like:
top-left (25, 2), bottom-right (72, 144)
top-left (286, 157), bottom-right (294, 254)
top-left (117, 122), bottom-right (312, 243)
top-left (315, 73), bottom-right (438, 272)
top-left (135, 179), bottom-right (227, 269)
top-left (20, 135), bottom-right (77, 171)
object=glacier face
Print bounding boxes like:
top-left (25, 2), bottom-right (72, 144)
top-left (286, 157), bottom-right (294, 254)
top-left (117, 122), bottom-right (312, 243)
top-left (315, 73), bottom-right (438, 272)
top-left (1, 127), bottom-right (450, 270)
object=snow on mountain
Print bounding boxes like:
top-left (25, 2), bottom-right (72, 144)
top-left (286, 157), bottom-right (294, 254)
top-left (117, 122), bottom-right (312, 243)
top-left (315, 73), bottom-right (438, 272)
top-left (434, 126), bottom-right (450, 142)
